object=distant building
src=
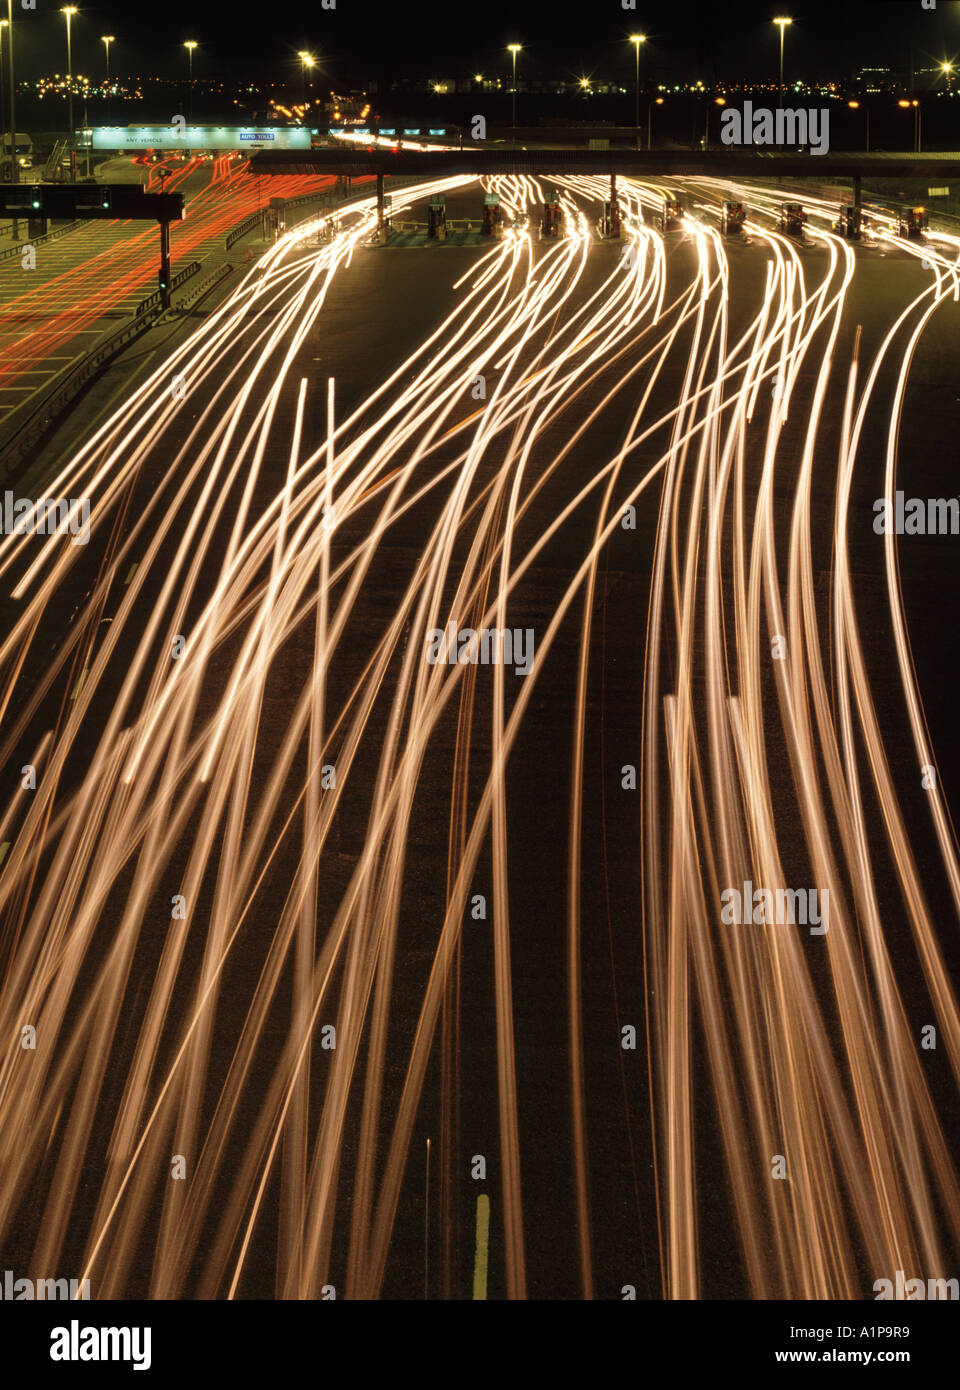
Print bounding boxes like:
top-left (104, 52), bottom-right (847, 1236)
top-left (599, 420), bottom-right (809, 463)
top-left (856, 66), bottom-right (908, 93)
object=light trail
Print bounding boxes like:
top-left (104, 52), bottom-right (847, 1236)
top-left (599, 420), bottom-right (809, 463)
top-left (0, 170), bottom-right (957, 1301)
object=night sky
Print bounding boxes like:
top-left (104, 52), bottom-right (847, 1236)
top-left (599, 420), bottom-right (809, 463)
top-left (4, 1), bottom-right (960, 86)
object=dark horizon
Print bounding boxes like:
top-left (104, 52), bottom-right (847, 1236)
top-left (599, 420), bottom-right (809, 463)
top-left (1, 1), bottom-right (958, 88)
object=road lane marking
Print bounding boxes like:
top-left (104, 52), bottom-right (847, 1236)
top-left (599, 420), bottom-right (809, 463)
top-left (473, 1193), bottom-right (490, 1300)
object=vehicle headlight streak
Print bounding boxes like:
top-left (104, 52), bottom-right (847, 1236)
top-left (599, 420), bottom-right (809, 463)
top-left (0, 172), bottom-right (957, 1301)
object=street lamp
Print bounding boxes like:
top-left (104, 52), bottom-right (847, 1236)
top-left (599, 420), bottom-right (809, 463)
top-left (848, 99), bottom-right (869, 152)
top-left (941, 60), bottom-right (955, 91)
top-left (184, 40), bottom-right (198, 123)
top-left (102, 35), bottom-right (114, 124)
top-left (62, 7), bottom-right (78, 181)
top-left (704, 95), bottom-right (725, 151)
top-left (508, 43), bottom-right (521, 135)
top-left (629, 35), bottom-right (646, 149)
top-left (299, 52), bottom-right (315, 113)
top-left (3, 3), bottom-right (16, 236)
top-left (0, 19), bottom-right (7, 183)
top-left (773, 17), bottom-right (792, 110)
top-left (647, 94), bottom-right (663, 151)
top-left (298, 50), bottom-right (315, 106)
top-left (898, 97), bottom-right (920, 153)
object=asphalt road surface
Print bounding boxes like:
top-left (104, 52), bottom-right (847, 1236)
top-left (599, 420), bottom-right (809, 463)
top-left (0, 173), bottom-right (958, 1301)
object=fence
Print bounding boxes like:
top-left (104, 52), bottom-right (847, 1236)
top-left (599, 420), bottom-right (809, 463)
top-left (0, 219), bottom-right (82, 263)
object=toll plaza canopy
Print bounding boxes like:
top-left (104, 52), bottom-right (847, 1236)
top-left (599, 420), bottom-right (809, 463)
top-left (80, 126), bottom-right (315, 152)
top-left (247, 146), bottom-right (960, 181)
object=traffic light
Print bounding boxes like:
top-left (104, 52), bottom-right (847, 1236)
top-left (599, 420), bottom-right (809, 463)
top-left (77, 187), bottom-right (111, 212)
top-left (1, 185), bottom-right (182, 221)
top-left (158, 267), bottom-right (170, 292)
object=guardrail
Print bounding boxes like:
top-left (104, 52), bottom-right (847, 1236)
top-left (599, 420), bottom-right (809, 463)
top-left (0, 249), bottom-right (244, 475)
top-left (225, 210), bottom-right (264, 249)
top-left (0, 218), bottom-right (83, 262)
top-left (0, 305), bottom-right (161, 479)
top-left (168, 260), bottom-right (234, 313)
top-left (135, 260), bottom-right (201, 316)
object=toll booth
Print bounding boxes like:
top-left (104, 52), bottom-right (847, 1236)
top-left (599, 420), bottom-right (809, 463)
top-left (834, 204), bottom-right (861, 239)
top-left (779, 202), bottom-right (806, 237)
top-left (660, 198), bottom-right (684, 233)
top-left (482, 191), bottom-right (503, 238)
top-left (721, 201), bottom-right (745, 235)
top-left (899, 206), bottom-right (928, 239)
top-left (376, 195), bottom-right (392, 245)
top-left (541, 190), bottom-right (563, 239)
top-left (428, 193), bottom-right (447, 240)
top-left (598, 199), bottom-right (621, 239)
top-left (268, 197), bottom-right (286, 238)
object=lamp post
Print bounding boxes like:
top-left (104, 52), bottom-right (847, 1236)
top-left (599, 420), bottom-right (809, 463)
top-left (301, 53), bottom-right (315, 116)
top-left (0, 19), bottom-right (7, 184)
top-left (62, 7), bottom-right (77, 182)
top-left (704, 96), bottom-right (725, 151)
top-left (647, 94), bottom-right (663, 151)
top-left (508, 43), bottom-right (521, 136)
top-left (102, 35), bottom-right (114, 126)
top-left (847, 99), bottom-right (869, 152)
top-left (629, 34), bottom-right (646, 149)
top-left (4, 2), bottom-right (14, 197)
top-left (898, 97), bottom-right (920, 153)
top-left (184, 40), bottom-right (197, 123)
top-left (941, 60), bottom-right (954, 91)
top-left (3, 2), bottom-right (16, 236)
top-left (773, 17), bottom-right (792, 110)
top-left (298, 50), bottom-right (314, 107)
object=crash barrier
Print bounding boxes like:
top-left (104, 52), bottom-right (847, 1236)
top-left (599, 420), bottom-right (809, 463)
top-left (167, 260), bottom-right (234, 313)
top-left (0, 219), bottom-right (83, 263)
top-left (135, 260), bottom-right (201, 316)
top-left (0, 306), bottom-right (160, 478)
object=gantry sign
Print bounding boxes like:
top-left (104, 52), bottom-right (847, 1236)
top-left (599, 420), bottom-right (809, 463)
top-left (79, 126), bottom-right (315, 153)
top-left (0, 185), bottom-right (186, 308)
